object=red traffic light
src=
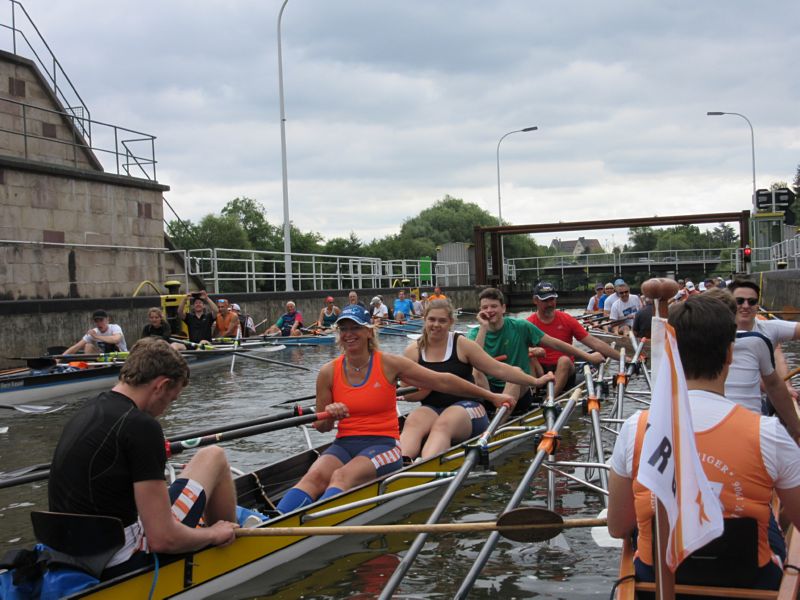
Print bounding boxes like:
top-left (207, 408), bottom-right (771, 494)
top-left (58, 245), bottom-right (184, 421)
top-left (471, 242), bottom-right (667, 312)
top-left (743, 245), bottom-right (752, 261)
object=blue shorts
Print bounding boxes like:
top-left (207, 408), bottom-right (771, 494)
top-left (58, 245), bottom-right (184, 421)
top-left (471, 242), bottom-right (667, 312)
top-left (323, 436), bottom-right (403, 476)
top-left (168, 478), bottom-right (207, 527)
top-left (421, 400), bottom-right (489, 438)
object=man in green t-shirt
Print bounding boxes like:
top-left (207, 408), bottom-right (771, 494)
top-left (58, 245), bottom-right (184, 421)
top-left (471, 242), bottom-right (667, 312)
top-left (468, 288), bottom-right (602, 414)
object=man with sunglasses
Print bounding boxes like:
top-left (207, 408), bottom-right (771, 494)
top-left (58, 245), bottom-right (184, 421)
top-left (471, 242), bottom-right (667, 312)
top-left (608, 282), bottom-right (643, 335)
top-left (719, 282), bottom-right (800, 442)
top-left (64, 309), bottom-right (128, 355)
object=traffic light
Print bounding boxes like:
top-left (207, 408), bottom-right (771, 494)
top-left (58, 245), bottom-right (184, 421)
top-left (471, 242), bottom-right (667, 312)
top-left (743, 245), bottom-right (752, 263)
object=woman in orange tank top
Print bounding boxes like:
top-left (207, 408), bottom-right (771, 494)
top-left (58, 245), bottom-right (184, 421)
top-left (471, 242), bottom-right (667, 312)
top-left (275, 304), bottom-right (516, 515)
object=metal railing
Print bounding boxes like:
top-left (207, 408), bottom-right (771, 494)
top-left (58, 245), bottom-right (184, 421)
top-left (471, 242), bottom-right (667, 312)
top-left (0, 96), bottom-right (157, 178)
top-left (2, 0), bottom-right (91, 141)
top-left (0, 0), bottom-right (158, 179)
top-left (506, 247), bottom-right (738, 281)
top-left (769, 234), bottom-right (800, 270)
top-left (184, 247), bottom-right (469, 294)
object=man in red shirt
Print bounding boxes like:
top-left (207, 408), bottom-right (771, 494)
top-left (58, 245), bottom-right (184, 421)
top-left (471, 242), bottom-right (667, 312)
top-left (528, 282), bottom-right (622, 395)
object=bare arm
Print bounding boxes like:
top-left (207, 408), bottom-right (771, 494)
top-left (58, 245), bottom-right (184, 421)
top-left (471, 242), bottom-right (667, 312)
top-left (399, 342), bottom-right (431, 402)
top-left (540, 334), bottom-right (604, 365)
top-left (581, 334), bottom-right (622, 361)
top-left (177, 295), bottom-right (189, 319)
top-left (313, 362), bottom-right (338, 432)
top-left (383, 353), bottom-right (515, 409)
top-left (764, 370), bottom-right (800, 440)
top-left (777, 486), bottom-right (800, 530)
top-left (607, 471), bottom-right (637, 538)
top-left (460, 337), bottom-right (554, 388)
top-left (134, 480), bottom-right (236, 553)
top-left (206, 297), bottom-right (218, 318)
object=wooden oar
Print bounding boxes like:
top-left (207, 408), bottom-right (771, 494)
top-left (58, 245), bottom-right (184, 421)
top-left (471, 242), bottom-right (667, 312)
top-left (169, 405), bottom-right (315, 442)
top-left (0, 402), bottom-right (66, 414)
top-left (785, 366), bottom-right (800, 381)
top-left (236, 507), bottom-right (605, 544)
top-left (167, 411), bottom-right (331, 456)
top-left (277, 385), bottom-right (419, 406)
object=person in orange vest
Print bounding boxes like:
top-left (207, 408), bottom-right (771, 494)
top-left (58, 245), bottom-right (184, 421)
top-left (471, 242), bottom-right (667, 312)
top-left (213, 298), bottom-right (240, 338)
top-left (607, 294), bottom-right (800, 589)
top-left (428, 286), bottom-right (447, 301)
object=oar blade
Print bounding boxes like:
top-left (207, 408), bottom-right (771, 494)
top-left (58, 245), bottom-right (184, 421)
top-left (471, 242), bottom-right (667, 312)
top-left (0, 403), bottom-right (66, 414)
top-left (496, 507), bottom-right (564, 543)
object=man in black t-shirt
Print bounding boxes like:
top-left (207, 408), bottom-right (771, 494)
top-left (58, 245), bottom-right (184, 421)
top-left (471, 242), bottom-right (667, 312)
top-left (48, 338), bottom-right (237, 570)
top-left (177, 290), bottom-right (218, 344)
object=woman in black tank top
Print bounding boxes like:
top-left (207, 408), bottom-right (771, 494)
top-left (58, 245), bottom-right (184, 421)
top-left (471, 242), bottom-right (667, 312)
top-left (400, 300), bottom-right (554, 460)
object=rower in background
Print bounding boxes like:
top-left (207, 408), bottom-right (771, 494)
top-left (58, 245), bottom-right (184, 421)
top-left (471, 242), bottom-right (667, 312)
top-left (316, 296), bottom-right (341, 332)
top-left (469, 287), bottom-right (603, 415)
top-left (370, 296), bottom-right (389, 324)
top-left (599, 282), bottom-right (615, 311)
top-left (177, 290), bottom-right (218, 345)
top-left (602, 278), bottom-right (625, 318)
top-left (347, 290), bottom-right (368, 309)
top-left (727, 280), bottom-right (800, 407)
top-left (586, 284), bottom-right (604, 313)
top-left (632, 297), bottom-right (654, 340)
top-left (607, 281), bottom-right (642, 335)
top-left (142, 307), bottom-right (185, 350)
top-left (527, 282), bottom-right (620, 397)
top-left (607, 293), bottom-right (800, 590)
top-left (231, 303), bottom-right (257, 338)
top-left (392, 289), bottom-right (415, 323)
top-left (214, 298), bottom-right (240, 338)
top-left (400, 299), bottom-right (554, 461)
top-left (48, 338), bottom-right (238, 577)
top-left (410, 292), bottom-right (424, 317)
top-left (64, 309), bottom-right (128, 356)
top-left (429, 286), bottom-right (447, 301)
top-left (274, 305), bottom-right (514, 515)
top-left (266, 301), bottom-right (303, 337)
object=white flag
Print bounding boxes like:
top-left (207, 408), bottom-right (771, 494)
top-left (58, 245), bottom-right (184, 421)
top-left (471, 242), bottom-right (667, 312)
top-left (637, 323), bottom-right (724, 571)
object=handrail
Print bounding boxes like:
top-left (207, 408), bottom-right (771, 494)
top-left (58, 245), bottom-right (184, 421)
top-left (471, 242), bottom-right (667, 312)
top-left (3, 0), bottom-right (92, 142)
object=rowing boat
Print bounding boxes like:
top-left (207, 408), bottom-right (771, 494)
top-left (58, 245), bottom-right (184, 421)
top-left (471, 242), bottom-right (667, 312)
top-left (63, 401), bottom-right (555, 599)
top-left (0, 343), bottom-right (286, 406)
top-left (589, 330), bottom-right (651, 356)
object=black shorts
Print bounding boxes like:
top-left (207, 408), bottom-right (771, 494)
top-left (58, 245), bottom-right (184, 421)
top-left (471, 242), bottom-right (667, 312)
top-left (488, 383), bottom-right (535, 416)
top-left (540, 362), bottom-right (577, 390)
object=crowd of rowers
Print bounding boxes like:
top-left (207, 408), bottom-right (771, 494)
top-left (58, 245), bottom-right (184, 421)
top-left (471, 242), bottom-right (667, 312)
top-left (19, 277), bottom-right (800, 590)
top-left (57, 286), bottom-right (450, 357)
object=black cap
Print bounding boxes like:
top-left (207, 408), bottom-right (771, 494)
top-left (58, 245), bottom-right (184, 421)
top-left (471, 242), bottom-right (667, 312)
top-left (92, 309), bottom-right (109, 319)
top-left (534, 282), bottom-right (558, 300)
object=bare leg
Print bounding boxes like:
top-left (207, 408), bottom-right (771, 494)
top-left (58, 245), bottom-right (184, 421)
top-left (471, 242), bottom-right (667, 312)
top-left (178, 445), bottom-right (236, 524)
top-left (399, 406), bottom-right (438, 459)
top-left (420, 406), bottom-right (474, 459)
top-left (552, 355), bottom-right (575, 396)
top-left (327, 456), bottom-right (378, 492)
top-left (292, 454), bottom-right (345, 499)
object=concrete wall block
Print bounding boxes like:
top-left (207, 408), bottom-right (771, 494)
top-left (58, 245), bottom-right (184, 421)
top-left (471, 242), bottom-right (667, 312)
top-left (31, 179), bottom-right (58, 209)
top-left (84, 232), bottom-right (111, 246)
top-left (89, 193), bottom-right (109, 214)
top-left (21, 207), bottom-right (52, 229)
top-left (51, 208), bottom-right (78, 231)
top-left (0, 205), bottom-right (22, 229)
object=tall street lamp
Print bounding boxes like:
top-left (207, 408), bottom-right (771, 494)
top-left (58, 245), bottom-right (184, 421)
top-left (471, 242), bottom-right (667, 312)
top-left (706, 111), bottom-right (756, 214)
top-left (496, 126), bottom-right (538, 280)
top-left (277, 0), bottom-right (293, 291)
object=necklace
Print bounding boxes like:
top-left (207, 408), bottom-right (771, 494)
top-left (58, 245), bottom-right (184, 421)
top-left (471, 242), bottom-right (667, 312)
top-left (348, 354), bottom-right (371, 372)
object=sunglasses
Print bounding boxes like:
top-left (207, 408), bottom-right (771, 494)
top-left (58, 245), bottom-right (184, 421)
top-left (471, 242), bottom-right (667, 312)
top-left (619, 291), bottom-right (630, 295)
top-left (735, 297), bottom-right (758, 306)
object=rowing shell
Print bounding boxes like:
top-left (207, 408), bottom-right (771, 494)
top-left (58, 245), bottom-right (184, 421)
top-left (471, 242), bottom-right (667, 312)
top-left (0, 344), bottom-right (286, 406)
top-left (261, 334), bottom-right (335, 346)
top-left (67, 403), bottom-right (554, 599)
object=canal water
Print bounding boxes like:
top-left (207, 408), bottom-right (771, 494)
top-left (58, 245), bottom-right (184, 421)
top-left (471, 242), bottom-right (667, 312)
top-left (1, 316), bottom-right (797, 599)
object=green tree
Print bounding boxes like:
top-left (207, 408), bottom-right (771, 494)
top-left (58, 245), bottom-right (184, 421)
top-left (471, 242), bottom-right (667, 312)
top-left (628, 227), bottom-right (658, 251)
top-left (220, 197), bottom-right (281, 250)
top-left (709, 223), bottom-right (738, 246)
top-left (324, 232), bottom-right (363, 256)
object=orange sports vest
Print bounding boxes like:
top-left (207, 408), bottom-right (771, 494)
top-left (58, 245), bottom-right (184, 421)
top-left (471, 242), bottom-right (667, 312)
top-left (331, 351), bottom-right (399, 439)
top-left (632, 407), bottom-right (774, 567)
top-left (215, 312), bottom-right (238, 336)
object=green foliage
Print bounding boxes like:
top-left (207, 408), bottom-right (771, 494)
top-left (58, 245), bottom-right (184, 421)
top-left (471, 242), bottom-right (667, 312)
top-left (221, 197), bottom-right (281, 250)
top-left (323, 232), bottom-right (363, 256)
top-left (626, 223), bottom-right (738, 252)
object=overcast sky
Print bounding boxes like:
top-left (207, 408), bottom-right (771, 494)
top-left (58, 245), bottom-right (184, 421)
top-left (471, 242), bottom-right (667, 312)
top-left (11, 1), bottom-right (800, 249)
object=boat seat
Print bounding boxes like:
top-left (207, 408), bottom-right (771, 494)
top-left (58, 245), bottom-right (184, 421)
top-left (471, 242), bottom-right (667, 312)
top-left (30, 511), bottom-right (125, 578)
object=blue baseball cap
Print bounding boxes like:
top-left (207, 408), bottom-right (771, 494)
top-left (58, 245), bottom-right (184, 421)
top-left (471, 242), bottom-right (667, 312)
top-left (614, 278), bottom-right (626, 286)
top-left (534, 281), bottom-right (558, 300)
top-left (335, 304), bottom-right (371, 326)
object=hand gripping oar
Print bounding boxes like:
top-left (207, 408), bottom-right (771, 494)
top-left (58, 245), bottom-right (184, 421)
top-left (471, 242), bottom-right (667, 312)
top-left (166, 411), bottom-right (331, 456)
top-left (453, 386), bottom-right (583, 600)
top-left (235, 507), bottom-right (606, 543)
top-left (379, 403), bottom-right (513, 599)
top-left (0, 402), bottom-right (66, 414)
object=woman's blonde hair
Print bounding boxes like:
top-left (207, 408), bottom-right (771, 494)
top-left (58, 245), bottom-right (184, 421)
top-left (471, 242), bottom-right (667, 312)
top-left (417, 299), bottom-right (454, 352)
top-left (148, 307), bottom-right (165, 320)
top-left (335, 322), bottom-right (380, 353)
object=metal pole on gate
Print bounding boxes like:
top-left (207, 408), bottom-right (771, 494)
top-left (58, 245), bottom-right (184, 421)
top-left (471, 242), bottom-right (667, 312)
top-left (277, 0), bottom-right (294, 291)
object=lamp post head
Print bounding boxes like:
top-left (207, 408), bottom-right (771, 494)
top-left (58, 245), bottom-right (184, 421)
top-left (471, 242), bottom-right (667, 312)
top-left (522, 126), bottom-right (538, 132)
top-left (706, 111), bottom-right (725, 116)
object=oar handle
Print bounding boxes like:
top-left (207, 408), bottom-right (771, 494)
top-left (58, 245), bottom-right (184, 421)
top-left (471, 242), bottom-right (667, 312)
top-left (166, 411), bottom-right (331, 457)
top-left (786, 366), bottom-right (800, 382)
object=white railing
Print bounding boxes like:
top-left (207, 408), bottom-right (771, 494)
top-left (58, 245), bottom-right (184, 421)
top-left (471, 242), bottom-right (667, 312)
top-left (769, 234), bottom-right (800, 270)
top-left (506, 247), bottom-right (738, 281)
top-left (184, 248), bottom-right (469, 293)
